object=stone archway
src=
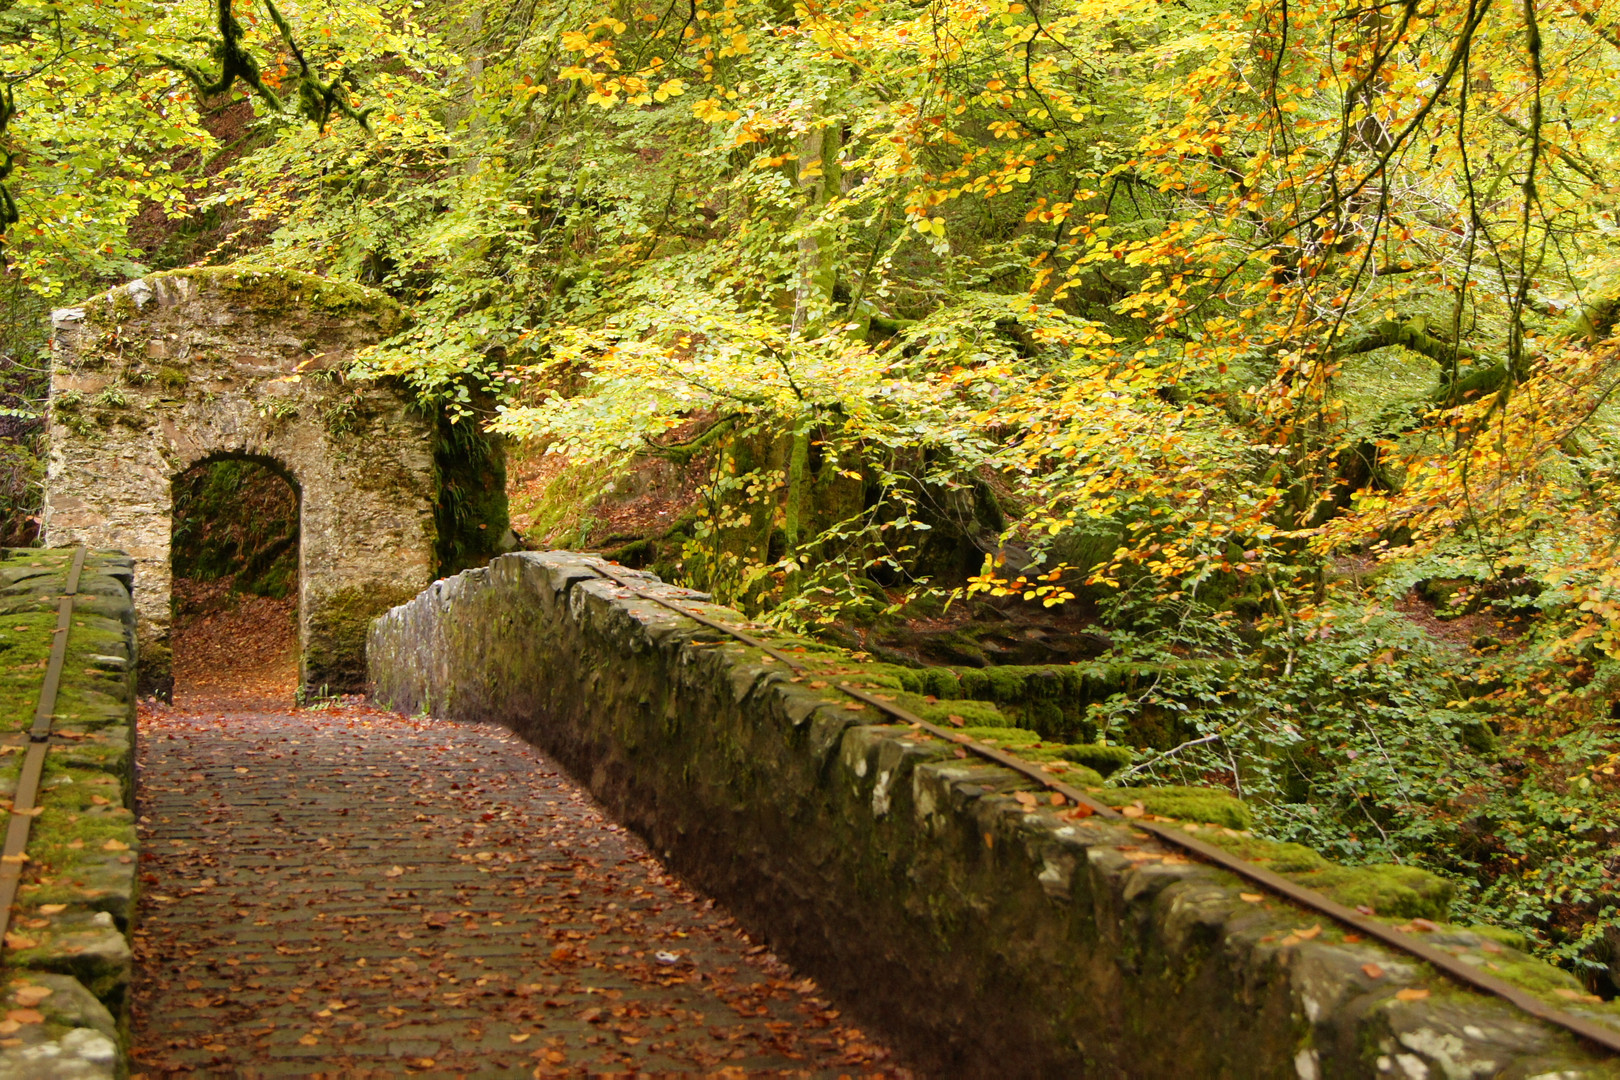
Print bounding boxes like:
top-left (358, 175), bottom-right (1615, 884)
top-left (43, 267), bottom-right (438, 696)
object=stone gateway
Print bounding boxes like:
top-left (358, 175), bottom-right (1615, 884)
top-left (43, 268), bottom-right (437, 696)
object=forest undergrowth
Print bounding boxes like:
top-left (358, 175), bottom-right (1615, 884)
top-left (9, 0), bottom-right (1620, 986)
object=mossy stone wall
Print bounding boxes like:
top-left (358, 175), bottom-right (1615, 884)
top-left (43, 269), bottom-right (438, 694)
top-left (369, 551), bottom-right (1619, 1079)
top-left (0, 547), bottom-right (138, 1080)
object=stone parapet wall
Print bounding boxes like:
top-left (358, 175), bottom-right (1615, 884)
top-left (369, 551), bottom-right (1620, 1078)
top-left (0, 548), bottom-right (138, 1080)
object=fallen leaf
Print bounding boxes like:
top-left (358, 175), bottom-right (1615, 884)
top-left (0, 1020), bottom-right (17, 1035)
top-left (1362, 964), bottom-right (1385, 979)
top-left (101, 839), bottom-right (129, 852)
top-left (2, 935), bottom-right (35, 950)
top-left (1295, 924), bottom-right (1322, 940)
top-left (1395, 988), bottom-right (1430, 1002)
top-left (1240, 893), bottom-right (1264, 903)
top-left (298, 1034), bottom-right (319, 1046)
top-left (948, 715), bottom-right (965, 727)
top-left (11, 986), bottom-right (50, 1007)
top-left (1120, 804), bottom-right (1145, 819)
top-left (384, 866), bottom-right (404, 878)
top-left (36, 905), bottom-right (64, 916)
top-left (5, 1009), bottom-right (42, 1024)
top-left (509, 1033), bottom-right (532, 1043)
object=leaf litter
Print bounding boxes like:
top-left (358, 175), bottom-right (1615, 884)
top-left (129, 620), bottom-right (911, 1078)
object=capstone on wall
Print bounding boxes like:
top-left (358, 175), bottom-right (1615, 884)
top-left (44, 268), bottom-right (436, 695)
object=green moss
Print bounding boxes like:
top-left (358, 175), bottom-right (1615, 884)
top-left (156, 366), bottom-right (187, 392)
top-left (165, 266), bottom-right (403, 326)
top-left (1093, 786), bottom-right (1254, 830)
top-left (308, 584), bottom-right (420, 693)
top-left (1199, 831), bottom-right (1453, 920)
top-left (890, 693), bottom-right (1005, 728)
top-left (1057, 743), bottom-right (1133, 776)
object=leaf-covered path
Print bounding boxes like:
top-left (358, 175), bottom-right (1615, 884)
top-left (129, 696), bottom-right (908, 1078)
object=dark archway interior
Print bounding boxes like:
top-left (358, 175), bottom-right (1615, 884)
top-left (170, 456), bottom-right (300, 703)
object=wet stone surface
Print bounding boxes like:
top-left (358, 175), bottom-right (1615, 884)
top-left (130, 699), bottom-right (908, 1078)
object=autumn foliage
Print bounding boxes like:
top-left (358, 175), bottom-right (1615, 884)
top-left (13, 0), bottom-right (1620, 981)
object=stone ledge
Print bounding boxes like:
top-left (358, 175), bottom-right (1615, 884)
top-left (369, 551), bottom-right (1620, 1078)
top-left (0, 550), bottom-right (136, 1080)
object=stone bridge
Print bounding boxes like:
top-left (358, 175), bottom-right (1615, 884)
top-left (13, 270), bottom-right (1620, 1078)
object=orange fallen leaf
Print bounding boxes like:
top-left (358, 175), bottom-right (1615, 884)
top-left (1395, 988), bottom-right (1429, 1001)
top-left (1049, 792), bottom-right (1065, 806)
top-left (2, 936), bottom-right (35, 950)
top-left (101, 839), bottom-right (129, 852)
top-left (948, 715), bottom-right (965, 727)
top-left (1121, 804), bottom-right (1145, 819)
top-left (1295, 924), bottom-right (1322, 940)
top-left (0, 1020), bottom-right (18, 1035)
top-left (11, 986), bottom-right (50, 1007)
top-left (5, 1009), bottom-right (42, 1024)
top-left (509, 1032), bottom-right (532, 1043)
top-left (384, 866), bottom-right (404, 878)
top-left (1362, 964), bottom-right (1385, 979)
top-left (298, 1034), bottom-right (319, 1046)
top-left (1240, 893), bottom-right (1264, 903)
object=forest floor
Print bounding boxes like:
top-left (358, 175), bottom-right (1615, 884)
top-left (131, 593), bottom-right (907, 1077)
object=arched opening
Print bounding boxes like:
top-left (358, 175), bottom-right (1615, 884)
top-left (169, 455), bottom-right (301, 705)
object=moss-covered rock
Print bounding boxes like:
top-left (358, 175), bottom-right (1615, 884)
top-left (1091, 784), bottom-right (1255, 829)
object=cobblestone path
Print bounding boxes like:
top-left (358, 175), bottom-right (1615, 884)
top-left (130, 699), bottom-right (907, 1078)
